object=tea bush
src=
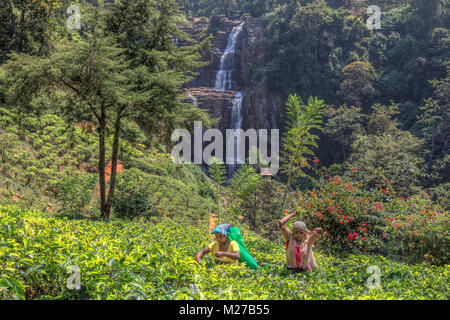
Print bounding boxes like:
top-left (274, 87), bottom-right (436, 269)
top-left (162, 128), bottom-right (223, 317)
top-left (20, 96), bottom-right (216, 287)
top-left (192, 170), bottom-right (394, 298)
top-left (112, 169), bottom-right (161, 220)
top-left (0, 205), bottom-right (448, 300)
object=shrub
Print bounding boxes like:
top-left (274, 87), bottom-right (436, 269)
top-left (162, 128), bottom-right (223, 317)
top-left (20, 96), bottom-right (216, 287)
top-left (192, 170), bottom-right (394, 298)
top-left (296, 175), bottom-right (449, 265)
top-left (54, 172), bottom-right (97, 214)
top-left (112, 169), bottom-right (161, 220)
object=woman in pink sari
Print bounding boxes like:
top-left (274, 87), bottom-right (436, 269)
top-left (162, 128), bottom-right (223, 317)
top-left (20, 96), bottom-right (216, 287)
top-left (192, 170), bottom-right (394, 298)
top-left (278, 212), bottom-right (323, 272)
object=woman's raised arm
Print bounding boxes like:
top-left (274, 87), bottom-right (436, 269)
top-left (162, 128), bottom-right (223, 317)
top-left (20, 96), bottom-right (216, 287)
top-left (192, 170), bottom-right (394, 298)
top-left (278, 212), bottom-right (298, 242)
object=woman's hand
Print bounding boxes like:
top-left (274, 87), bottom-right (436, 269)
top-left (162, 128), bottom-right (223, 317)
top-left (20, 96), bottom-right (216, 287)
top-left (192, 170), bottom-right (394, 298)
top-left (214, 252), bottom-right (226, 258)
top-left (196, 255), bottom-right (202, 263)
top-left (313, 227), bottom-right (324, 236)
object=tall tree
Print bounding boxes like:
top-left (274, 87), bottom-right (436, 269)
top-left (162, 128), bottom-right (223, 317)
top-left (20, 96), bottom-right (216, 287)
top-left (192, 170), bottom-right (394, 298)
top-left (2, 31), bottom-right (132, 220)
top-left (105, 0), bottom-right (212, 147)
top-left (348, 103), bottom-right (425, 195)
top-left (9, 0), bottom-right (68, 56)
top-left (337, 61), bottom-right (378, 109)
top-left (322, 104), bottom-right (365, 162)
top-left (0, 1), bottom-right (16, 63)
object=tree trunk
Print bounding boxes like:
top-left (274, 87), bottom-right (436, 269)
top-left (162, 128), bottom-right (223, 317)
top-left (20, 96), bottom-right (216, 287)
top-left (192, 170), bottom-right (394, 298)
top-left (341, 143), bottom-right (346, 161)
top-left (18, 9), bottom-right (25, 53)
top-left (98, 107), bottom-right (107, 220)
top-left (104, 113), bottom-right (122, 220)
top-left (281, 161), bottom-right (294, 214)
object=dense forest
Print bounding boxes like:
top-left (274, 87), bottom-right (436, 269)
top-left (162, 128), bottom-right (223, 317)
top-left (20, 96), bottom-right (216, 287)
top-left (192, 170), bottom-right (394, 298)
top-left (0, 0), bottom-right (448, 300)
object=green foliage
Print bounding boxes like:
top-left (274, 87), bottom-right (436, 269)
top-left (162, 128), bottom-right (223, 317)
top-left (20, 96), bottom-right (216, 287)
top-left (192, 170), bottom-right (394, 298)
top-left (237, 177), bottom-right (296, 239)
top-left (337, 61), bottom-right (379, 109)
top-left (322, 104), bottom-right (366, 162)
top-left (229, 164), bottom-right (261, 202)
top-left (0, 205), bottom-right (448, 300)
top-left (208, 157), bottom-right (227, 187)
top-left (347, 104), bottom-right (425, 196)
top-left (281, 94), bottom-right (324, 211)
top-left (1, 0), bottom-right (70, 60)
top-left (55, 172), bottom-right (97, 215)
top-left (282, 95), bottom-right (324, 177)
top-left (112, 169), bottom-right (161, 220)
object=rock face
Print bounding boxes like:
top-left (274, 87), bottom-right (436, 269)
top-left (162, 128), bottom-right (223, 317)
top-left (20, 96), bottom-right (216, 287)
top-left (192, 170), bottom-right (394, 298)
top-left (239, 17), bottom-right (283, 132)
top-left (190, 15), bottom-right (243, 88)
top-left (184, 87), bottom-right (235, 131)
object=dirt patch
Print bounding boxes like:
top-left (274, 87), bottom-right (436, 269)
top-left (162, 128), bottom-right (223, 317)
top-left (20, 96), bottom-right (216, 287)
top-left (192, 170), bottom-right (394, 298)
top-left (208, 213), bottom-right (217, 233)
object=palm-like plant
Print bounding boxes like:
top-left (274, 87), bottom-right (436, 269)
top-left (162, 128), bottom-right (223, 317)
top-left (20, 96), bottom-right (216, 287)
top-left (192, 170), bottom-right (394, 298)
top-left (281, 94), bottom-right (325, 214)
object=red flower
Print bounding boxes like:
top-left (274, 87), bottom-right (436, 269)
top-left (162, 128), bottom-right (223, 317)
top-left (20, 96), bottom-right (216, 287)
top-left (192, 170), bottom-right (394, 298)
top-left (313, 159), bottom-right (319, 163)
top-left (339, 220), bottom-right (343, 224)
top-left (395, 224), bottom-right (398, 229)
top-left (363, 236), bottom-right (366, 240)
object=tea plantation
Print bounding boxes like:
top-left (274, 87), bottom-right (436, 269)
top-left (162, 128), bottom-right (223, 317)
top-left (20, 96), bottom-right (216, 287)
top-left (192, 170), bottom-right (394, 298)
top-left (1, 205), bottom-right (448, 300)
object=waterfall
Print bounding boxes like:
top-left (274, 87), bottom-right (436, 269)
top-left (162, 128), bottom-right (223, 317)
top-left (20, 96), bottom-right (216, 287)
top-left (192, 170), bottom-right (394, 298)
top-left (227, 91), bottom-right (244, 180)
top-left (214, 22), bottom-right (245, 92)
top-left (210, 21), bottom-right (245, 180)
top-left (187, 92), bottom-right (198, 108)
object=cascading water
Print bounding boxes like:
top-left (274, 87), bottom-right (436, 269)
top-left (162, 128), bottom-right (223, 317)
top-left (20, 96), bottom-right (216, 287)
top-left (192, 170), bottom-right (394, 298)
top-left (212, 22), bottom-right (245, 180)
top-left (227, 91), bottom-right (244, 180)
top-left (214, 22), bottom-right (245, 92)
top-left (187, 92), bottom-right (198, 108)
